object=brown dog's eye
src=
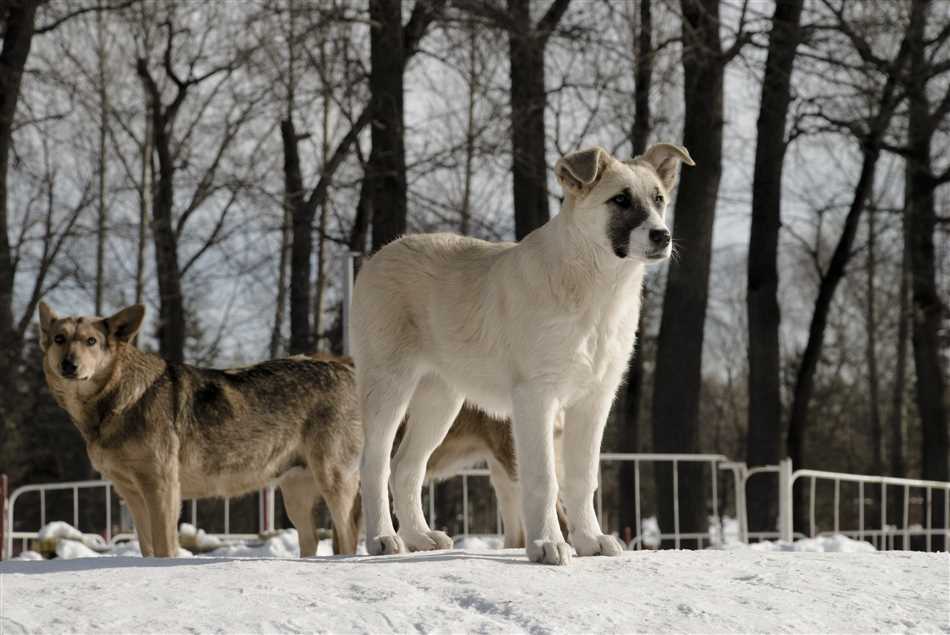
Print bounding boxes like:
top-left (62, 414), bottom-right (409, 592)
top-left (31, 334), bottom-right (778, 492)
top-left (54, 334), bottom-right (65, 345)
top-left (86, 337), bottom-right (97, 347)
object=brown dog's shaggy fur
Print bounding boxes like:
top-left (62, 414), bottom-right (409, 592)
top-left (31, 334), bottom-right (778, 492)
top-left (39, 302), bottom-right (362, 557)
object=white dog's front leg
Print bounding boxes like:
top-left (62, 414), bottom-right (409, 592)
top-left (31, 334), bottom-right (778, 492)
top-left (511, 385), bottom-right (571, 565)
top-left (562, 392), bottom-right (624, 557)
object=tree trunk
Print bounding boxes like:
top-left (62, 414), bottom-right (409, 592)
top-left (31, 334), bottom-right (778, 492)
top-left (150, 113), bottom-right (186, 364)
top-left (904, 0), bottom-right (947, 548)
top-left (134, 88), bottom-right (151, 310)
top-left (284, 117), bottom-right (312, 356)
top-left (652, 0), bottom-right (726, 542)
top-left (888, 240), bottom-right (909, 481)
top-left (460, 25), bottom-right (478, 236)
top-left (617, 0), bottom-right (652, 542)
top-left (631, 0), bottom-right (651, 157)
top-left (865, 207), bottom-right (883, 476)
top-left (508, 0), bottom-right (550, 240)
top-left (0, 2), bottom-right (39, 427)
top-left (745, 0), bottom-right (803, 535)
top-left (368, 0), bottom-right (407, 253)
top-left (270, 202), bottom-right (291, 359)
top-left (313, 39), bottom-right (331, 349)
top-left (137, 60), bottom-right (186, 365)
top-left (95, 2), bottom-right (109, 316)
top-left (785, 144), bottom-right (882, 528)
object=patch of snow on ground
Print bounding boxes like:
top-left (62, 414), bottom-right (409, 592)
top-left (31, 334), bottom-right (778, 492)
top-left (751, 534), bottom-right (877, 553)
top-left (454, 534), bottom-right (504, 550)
top-left (2, 549), bottom-right (947, 633)
top-left (35, 521), bottom-right (83, 543)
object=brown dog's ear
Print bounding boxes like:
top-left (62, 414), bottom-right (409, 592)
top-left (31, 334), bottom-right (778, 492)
top-left (103, 304), bottom-right (145, 343)
top-left (38, 301), bottom-right (57, 350)
top-left (637, 143), bottom-right (695, 191)
top-left (555, 146), bottom-right (609, 196)
top-left (38, 301), bottom-right (57, 334)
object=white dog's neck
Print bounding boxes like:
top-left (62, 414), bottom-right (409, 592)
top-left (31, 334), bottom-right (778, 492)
top-left (527, 206), bottom-right (647, 311)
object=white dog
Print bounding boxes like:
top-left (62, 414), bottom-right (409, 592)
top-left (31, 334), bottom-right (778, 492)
top-left (350, 144), bottom-right (693, 565)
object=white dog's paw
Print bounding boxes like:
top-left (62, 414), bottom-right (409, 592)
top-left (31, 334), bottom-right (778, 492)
top-left (526, 539), bottom-right (573, 566)
top-left (367, 534), bottom-right (406, 556)
top-left (398, 528), bottom-right (453, 552)
top-left (571, 532), bottom-right (625, 557)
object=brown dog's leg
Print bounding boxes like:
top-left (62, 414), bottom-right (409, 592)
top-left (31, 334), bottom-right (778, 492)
top-left (280, 468), bottom-right (321, 557)
top-left (489, 459), bottom-right (525, 548)
top-left (319, 471), bottom-right (360, 555)
top-left (139, 471), bottom-right (181, 557)
top-left (114, 481), bottom-right (154, 557)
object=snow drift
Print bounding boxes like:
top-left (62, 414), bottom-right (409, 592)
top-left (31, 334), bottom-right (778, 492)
top-left (2, 547), bottom-right (947, 633)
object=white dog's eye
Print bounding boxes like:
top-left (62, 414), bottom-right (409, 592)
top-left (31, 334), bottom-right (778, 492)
top-left (654, 191), bottom-right (665, 206)
top-left (611, 193), bottom-right (631, 208)
top-left (86, 337), bottom-right (97, 347)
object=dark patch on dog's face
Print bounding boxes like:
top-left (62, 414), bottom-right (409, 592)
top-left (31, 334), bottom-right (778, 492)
top-left (605, 188), bottom-right (650, 258)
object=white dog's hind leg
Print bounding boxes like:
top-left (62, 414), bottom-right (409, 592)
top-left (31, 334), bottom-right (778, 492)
top-left (360, 367), bottom-right (420, 556)
top-left (511, 385), bottom-right (571, 565)
top-left (392, 374), bottom-right (463, 551)
top-left (562, 391), bottom-right (624, 557)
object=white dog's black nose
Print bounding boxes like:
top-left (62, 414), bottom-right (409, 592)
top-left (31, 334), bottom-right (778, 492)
top-left (649, 229), bottom-right (671, 247)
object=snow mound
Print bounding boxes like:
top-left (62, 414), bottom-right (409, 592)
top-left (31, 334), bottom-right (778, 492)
top-left (36, 521), bottom-right (84, 543)
top-left (179, 522), bottom-right (224, 552)
top-left (751, 534), bottom-right (877, 553)
top-left (454, 534), bottom-right (504, 550)
top-left (2, 549), bottom-right (946, 633)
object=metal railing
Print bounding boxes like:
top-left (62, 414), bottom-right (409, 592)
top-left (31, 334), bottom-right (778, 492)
top-left (4, 479), bottom-right (274, 559)
top-left (779, 459), bottom-right (950, 550)
top-left (6, 456), bottom-right (950, 558)
top-left (597, 453), bottom-right (735, 549)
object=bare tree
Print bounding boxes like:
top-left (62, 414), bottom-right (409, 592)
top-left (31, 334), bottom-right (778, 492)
top-left (900, 0), bottom-right (949, 547)
top-left (461, 0), bottom-right (572, 239)
top-left (745, 0), bottom-right (804, 534)
top-left (617, 0), bottom-right (654, 541)
top-left (785, 3), bottom-right (912, 528)
top-left (135, 11), bottom-right (259, 363)
top-left (651, 0), bottom-right (748, 541)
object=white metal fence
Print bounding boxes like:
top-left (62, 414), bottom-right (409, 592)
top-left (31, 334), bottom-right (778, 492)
top-left (4, 479), bottom-right (277, 559)
top-left (5, 456), bottom-right (949, 559)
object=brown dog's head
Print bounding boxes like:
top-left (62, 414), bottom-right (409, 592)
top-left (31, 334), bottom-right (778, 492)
top-left (555, 143), bottom-right (694, 262)
top-left (38, 302), bottom-right (145, 382)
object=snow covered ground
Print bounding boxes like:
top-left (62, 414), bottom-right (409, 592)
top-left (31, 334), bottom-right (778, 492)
top-left (2, 539), bottom-right (947, 633)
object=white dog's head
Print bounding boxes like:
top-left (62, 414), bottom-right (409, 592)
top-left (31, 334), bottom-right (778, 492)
top-left (554, 143), bottom-right (694, 262)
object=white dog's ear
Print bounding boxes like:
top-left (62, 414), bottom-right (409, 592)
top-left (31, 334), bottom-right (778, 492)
top-left (637, 143), bottom-right (695, 191)
top-left (38, 301), bottom-right (57, 350)
top-left (555, 146), bottom-right (609, 195)
top-left (104, 304), bottom-right (145, 343)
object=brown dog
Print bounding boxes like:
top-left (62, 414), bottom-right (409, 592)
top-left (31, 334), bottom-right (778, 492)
top-left (38, 302), bottom-right (362, 557)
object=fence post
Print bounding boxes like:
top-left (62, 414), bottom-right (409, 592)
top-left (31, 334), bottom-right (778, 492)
top-left (1, 474), bottom-right (7, 560)
top-left (342, 251), bottom-right (359, 356)
top-left (778, 458), bottom-right (793, 542)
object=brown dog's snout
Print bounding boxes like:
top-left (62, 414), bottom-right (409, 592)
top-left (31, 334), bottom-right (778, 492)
top-left (61, 356), bottom-right (77, 376)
